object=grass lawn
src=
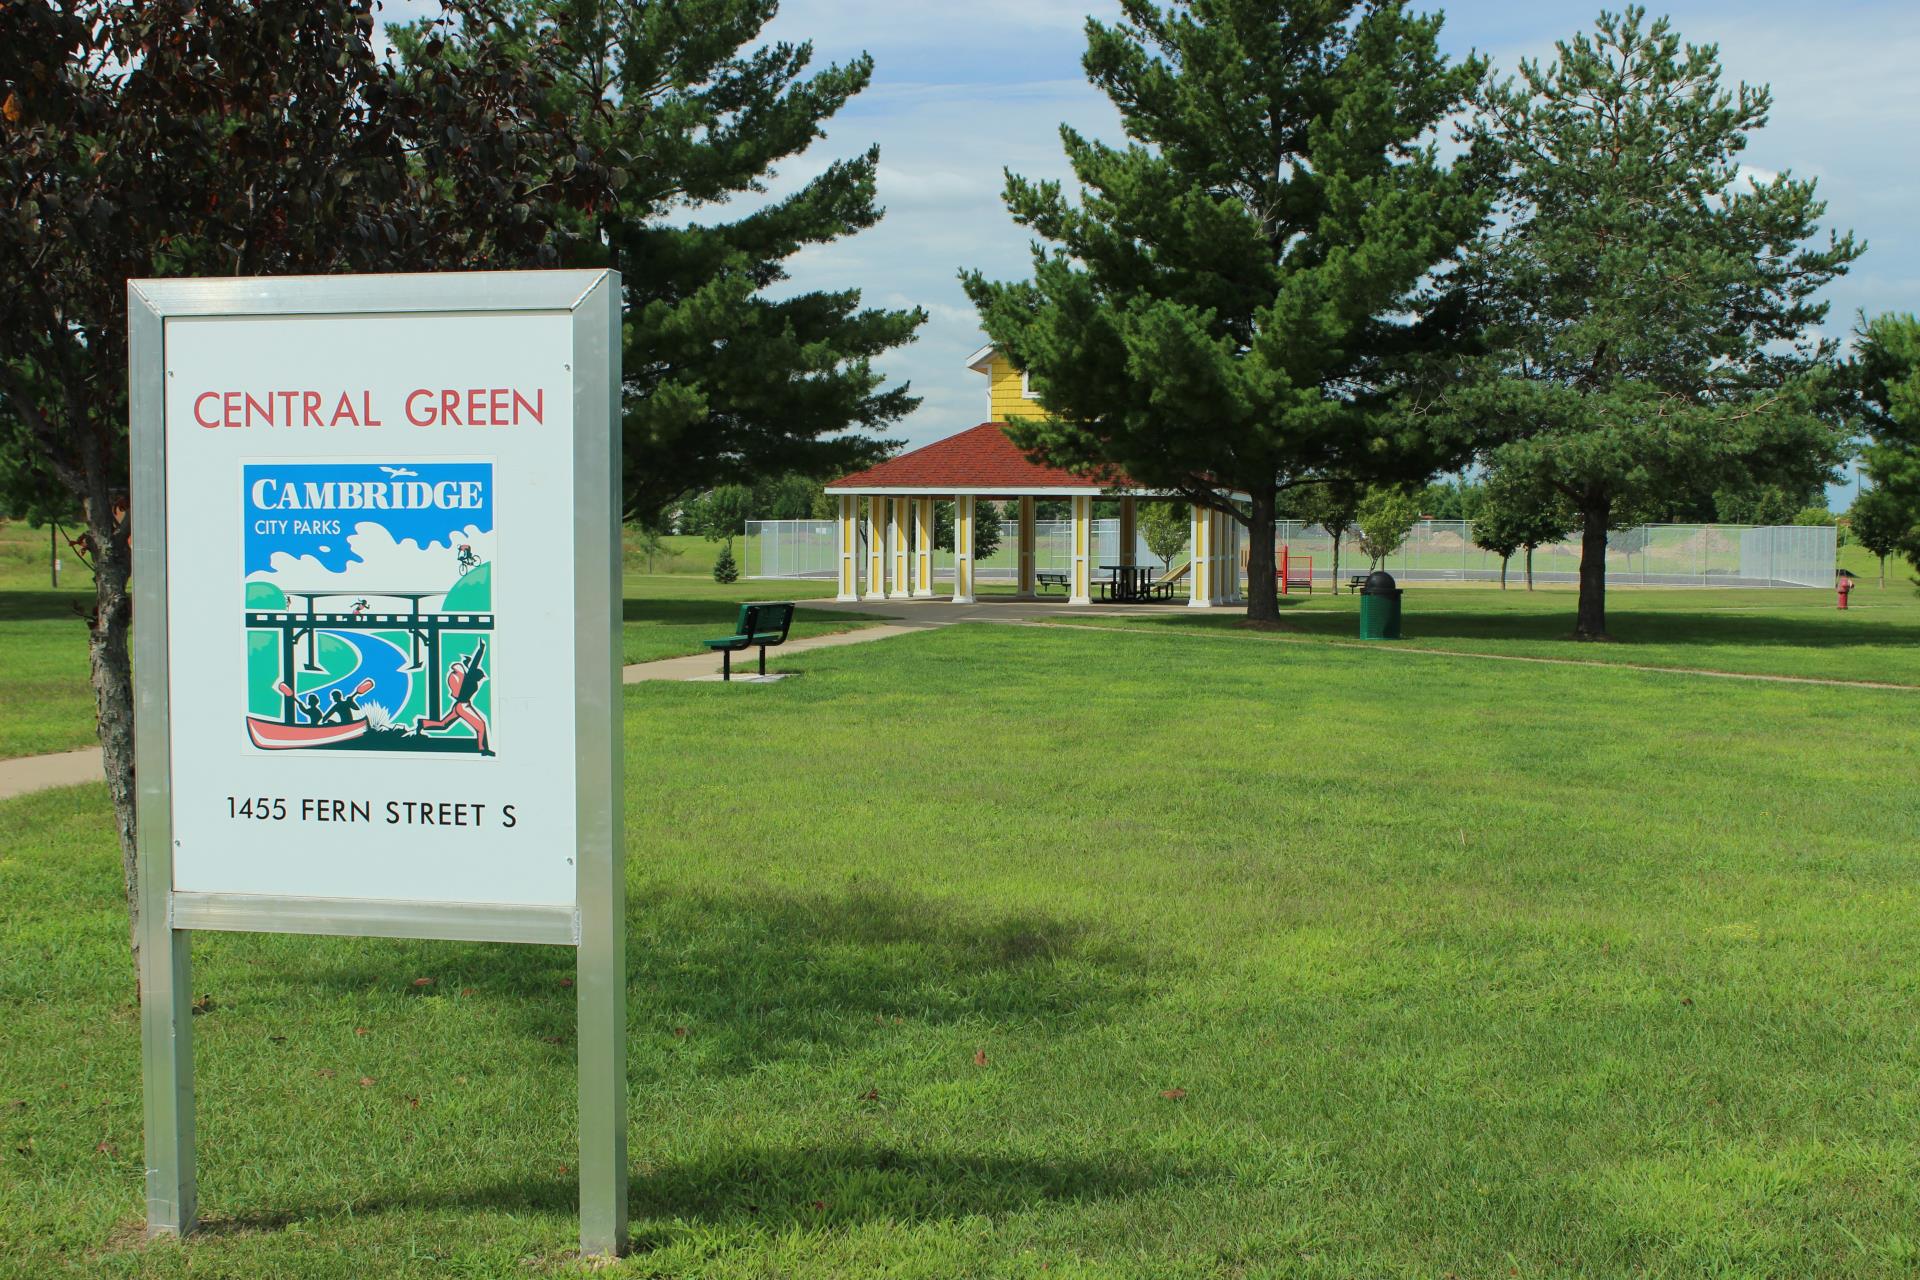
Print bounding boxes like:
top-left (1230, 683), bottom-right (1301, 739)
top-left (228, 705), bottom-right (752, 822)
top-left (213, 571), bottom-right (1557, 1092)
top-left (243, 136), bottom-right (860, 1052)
top-left (5, 616), bottom-right (1920, 1277)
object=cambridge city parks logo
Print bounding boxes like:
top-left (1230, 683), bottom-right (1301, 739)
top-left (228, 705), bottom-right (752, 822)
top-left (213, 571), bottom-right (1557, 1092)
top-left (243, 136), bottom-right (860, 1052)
top-left (243, 462), bottom-right (495, 756)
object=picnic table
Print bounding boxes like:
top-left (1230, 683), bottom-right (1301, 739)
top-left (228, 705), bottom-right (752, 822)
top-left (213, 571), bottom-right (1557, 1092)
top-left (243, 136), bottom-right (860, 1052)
top-left (1099, 564), bottom-right (1157, 603)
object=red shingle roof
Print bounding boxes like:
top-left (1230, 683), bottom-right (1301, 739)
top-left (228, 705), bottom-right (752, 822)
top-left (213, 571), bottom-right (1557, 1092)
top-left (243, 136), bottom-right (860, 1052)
top-left (826, 423), bottom-right (1127, 492)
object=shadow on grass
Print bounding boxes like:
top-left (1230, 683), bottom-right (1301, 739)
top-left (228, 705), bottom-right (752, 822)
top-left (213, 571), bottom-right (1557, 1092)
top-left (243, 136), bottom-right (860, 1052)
top-left (0, 589), bottom-right (94, 623)
top-left (621, 597), bottom-right (879, 626)
top-left (187, 883), bottom-right (1165, 1240)
top-left (1122, 600), bottom-right (1920, 651)
top-left (200, 1142), bottom-right (1194, 1243)
top-left (240, 880), bottom-right (1152, 1072)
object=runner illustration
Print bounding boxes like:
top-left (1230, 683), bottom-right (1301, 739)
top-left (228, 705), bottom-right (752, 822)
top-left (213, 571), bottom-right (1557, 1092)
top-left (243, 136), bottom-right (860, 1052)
top-left (409, 640), bottom-right (492, 755)
top-left (349, 597), bottom-right (370, 617)
top-left (455, 544), bottom-right (479, 575)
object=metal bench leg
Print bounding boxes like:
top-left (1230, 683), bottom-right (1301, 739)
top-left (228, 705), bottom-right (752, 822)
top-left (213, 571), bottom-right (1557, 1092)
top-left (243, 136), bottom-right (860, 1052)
top-left (759, 645), bottom-right (766, 677)
top-left (722, 649), bottom-right (731, 681)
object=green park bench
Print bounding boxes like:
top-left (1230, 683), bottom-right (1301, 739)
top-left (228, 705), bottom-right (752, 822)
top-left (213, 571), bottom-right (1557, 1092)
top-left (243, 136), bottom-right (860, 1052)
top-left (702, 601), bottom-right (796, 681)
top-left (1035, 571), bottom-right (1071, 595)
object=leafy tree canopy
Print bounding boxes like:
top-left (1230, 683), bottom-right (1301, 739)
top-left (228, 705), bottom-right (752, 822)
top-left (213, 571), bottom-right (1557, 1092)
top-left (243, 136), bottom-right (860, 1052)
top-left (1141, 500), bottom-right (1188, 570)
top-left (1355, 487), bottom-right (1421, 567)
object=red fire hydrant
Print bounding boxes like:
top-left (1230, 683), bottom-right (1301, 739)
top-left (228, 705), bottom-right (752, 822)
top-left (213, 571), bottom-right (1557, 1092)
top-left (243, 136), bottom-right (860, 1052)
top-left (1837, 575), bottom-right (1854, 610)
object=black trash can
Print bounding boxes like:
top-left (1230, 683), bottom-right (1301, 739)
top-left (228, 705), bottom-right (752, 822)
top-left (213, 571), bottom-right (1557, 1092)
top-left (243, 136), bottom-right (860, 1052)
top-left (1358, 570), bottom-right (1402, 640)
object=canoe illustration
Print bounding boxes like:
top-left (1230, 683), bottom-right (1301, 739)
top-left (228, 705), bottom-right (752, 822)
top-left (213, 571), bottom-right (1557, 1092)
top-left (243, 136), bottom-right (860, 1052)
top-left (245, 715), bottom-right (369, 750)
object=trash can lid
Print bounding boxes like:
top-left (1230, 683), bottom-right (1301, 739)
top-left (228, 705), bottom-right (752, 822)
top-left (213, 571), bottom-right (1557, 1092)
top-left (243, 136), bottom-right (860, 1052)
top-left (1360, 570), bottom-right (1398, 594)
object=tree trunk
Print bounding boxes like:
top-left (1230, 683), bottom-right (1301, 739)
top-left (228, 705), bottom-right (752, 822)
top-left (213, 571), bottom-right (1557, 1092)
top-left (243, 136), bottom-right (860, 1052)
top-left (1525, 544), bottom-right (1534, 590)
top-left (85, 506), bottom-right (142, 983)
top-left (1499, 554), bottom-right (1508, 589)
top-left (1879, 554), bottom-right (1886, 588)
top-left (1330, 531), bottom-right (1341, 594)
top-left (1574, 499), bottom-right (1611, 640)
top-left (1244, 488), bottom-right (1279, 623)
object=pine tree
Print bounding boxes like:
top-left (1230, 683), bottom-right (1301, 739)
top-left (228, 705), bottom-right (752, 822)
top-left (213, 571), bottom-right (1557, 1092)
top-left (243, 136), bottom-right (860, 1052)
top-left (1850, 312), bottom-right (1920, 568)
top-left (413, 0), bottom-right (927, 521)
top-left (1463, 7), bottom-right (1859, 638)
top-left (962, 0), bottom-right (1490, 623)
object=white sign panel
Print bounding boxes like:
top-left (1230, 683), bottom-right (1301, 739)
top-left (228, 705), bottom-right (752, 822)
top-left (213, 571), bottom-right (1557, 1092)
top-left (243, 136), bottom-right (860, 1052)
top-left (131, 272), bottom-right (628, 1253)
top-left (162, 311), bottom-right (576, 907)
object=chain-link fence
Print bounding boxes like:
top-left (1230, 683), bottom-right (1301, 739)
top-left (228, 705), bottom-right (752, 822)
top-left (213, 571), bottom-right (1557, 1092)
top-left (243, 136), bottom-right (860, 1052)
top-left (744, 518), bottom-right (1154, 582)
top-left (745, 516), bottom-right (1835, 589)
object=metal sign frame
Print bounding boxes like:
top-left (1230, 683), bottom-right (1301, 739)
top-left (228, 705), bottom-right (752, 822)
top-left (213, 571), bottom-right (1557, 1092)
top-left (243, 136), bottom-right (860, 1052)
top-left (129, 270), bottom-right (627, 1256)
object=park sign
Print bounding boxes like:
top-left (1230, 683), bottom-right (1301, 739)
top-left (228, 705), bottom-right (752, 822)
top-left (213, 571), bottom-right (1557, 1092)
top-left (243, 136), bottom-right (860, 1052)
top-left (129, 272), bottom-right (628, 1255)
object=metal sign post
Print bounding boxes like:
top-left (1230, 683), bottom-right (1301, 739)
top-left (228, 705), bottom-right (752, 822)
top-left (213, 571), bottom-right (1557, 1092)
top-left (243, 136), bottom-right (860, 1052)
top-left (129, 271), bottom-right (626, 1255)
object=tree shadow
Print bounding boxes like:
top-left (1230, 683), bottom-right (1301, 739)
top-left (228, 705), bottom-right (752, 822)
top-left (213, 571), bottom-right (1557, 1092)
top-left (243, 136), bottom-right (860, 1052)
top-left (234, 880), bottom-right (1153, 1071)
top-left (216, 1141), bottom-right (1196, 1245)
top-left (1116, 599), bottom-right (1920, 651)
top-left (620, 597), bottom-right (875, 626)
top-left (0, 589), bottom-right (93, 623)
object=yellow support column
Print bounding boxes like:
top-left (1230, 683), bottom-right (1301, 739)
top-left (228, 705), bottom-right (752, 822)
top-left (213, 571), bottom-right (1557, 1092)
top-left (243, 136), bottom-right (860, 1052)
top-left (952, 495), bottom-right (976, 604)
top-left (1118, 496), bottom-right (1137, 568)
top-left (864, 497), bottom-right (887, 600)
top-left (836, 495), bottom-right (858, 601)
top-left (1069, 494), bottom-right (1092, 605)
top-left (1017, 496), bottom-right (1037, 598)
top-left (1212, 510), bottom-right (1228, 603)
top-left (1188, 503), bottom-right (1213, 607)
top-left (913, 497), bottom-right (934, 597)
top-left (889, 497), bottom-right (910, 599)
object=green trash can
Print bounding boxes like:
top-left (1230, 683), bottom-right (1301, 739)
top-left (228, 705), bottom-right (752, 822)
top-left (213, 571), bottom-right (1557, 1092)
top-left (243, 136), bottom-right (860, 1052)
top-left (1357, 569), bottom-right (1402, 640)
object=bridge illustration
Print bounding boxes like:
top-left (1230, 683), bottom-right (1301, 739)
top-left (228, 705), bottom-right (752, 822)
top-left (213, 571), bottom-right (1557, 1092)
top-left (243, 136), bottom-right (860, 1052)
top-left (248, 588), bottom-right (493, 725)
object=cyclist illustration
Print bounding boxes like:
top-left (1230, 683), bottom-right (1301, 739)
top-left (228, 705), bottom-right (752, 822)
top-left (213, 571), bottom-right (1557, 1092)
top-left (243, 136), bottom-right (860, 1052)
top-left (455, 544), bottom-right (480, 575)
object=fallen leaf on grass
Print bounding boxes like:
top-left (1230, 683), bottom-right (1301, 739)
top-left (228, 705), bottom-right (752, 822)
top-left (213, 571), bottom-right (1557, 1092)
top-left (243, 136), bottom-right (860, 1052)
top-left (672, 1026), bottom-right (687, 1039)
top-left (354, 1027), bottom-right (370, 1037)
top-left (411, 977), bottom-right (433, 988)
top-left (191, 994), bottom-right (215, 1015)
top-left (95, 1140), bottom-right (116, 1155)
top-left (811, 1199), bottom-right (827, 1212)
top-left (358, 1077), bottom-right (376, 1088)
top-left (1160, 1088), bottom-right (1187, 1101)
top-left (559, 978), bottom-right (574, 989)
top-left (460, 988), bottom-right (477, 997)
top-left (973, 1050), bottom-right (989, 1067)
top-left (858, 1088), bottom-right (879, 1102)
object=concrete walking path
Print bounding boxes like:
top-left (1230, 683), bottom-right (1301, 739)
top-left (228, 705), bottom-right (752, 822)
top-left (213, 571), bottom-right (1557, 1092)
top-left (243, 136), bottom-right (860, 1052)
top-left (0, 747), bottom-right (105, 800)
top-left (622, 621), bottom-right (944, 683)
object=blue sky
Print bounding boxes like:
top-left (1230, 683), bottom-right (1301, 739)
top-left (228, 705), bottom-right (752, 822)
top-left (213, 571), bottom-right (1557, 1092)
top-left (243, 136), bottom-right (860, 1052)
top-left (385, 2), bottom-right (1920, 507)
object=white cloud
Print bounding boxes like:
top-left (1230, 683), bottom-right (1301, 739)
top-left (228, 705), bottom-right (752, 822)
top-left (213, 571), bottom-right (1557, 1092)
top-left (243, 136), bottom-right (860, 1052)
top-left (250, 522), bottom-right (494, 599)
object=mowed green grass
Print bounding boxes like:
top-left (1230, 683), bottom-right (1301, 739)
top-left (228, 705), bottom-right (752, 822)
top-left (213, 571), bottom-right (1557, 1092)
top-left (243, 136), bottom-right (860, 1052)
top-left (4, 621), bottom-right (1919, 1277)
top-left (1065, 581), bottom-right (1920, 687)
